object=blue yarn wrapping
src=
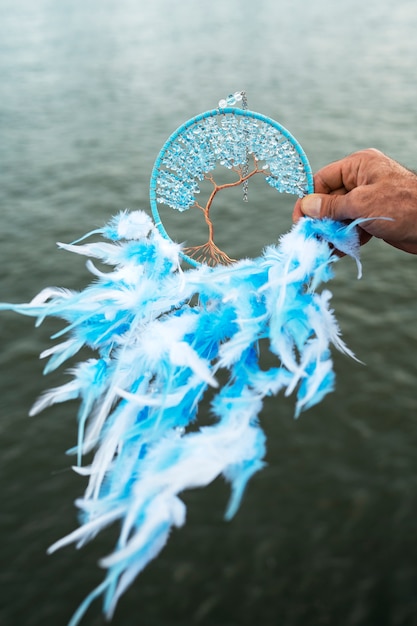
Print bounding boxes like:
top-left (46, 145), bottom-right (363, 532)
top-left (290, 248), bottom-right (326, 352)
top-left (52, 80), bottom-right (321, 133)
top-left (0, 210), bottom-right (362, 625)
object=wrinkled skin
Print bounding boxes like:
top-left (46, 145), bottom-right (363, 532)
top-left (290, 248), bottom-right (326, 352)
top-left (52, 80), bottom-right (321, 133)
top-left (293, 148), bottom-right (417, 254)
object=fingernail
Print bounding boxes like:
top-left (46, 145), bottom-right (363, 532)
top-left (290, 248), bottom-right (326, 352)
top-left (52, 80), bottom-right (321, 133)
top-left (301, 194), bottom-right (322, 218)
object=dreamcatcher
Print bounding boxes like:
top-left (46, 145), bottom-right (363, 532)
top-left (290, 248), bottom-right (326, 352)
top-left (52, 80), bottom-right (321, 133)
top-left (0, 93), bottom-right (363, 625)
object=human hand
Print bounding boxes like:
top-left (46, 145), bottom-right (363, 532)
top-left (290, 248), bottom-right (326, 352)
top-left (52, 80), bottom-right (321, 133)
top-left (293, 148), bottom-right (417, 254)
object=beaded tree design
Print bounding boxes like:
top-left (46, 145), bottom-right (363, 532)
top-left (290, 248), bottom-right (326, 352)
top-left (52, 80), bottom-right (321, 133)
top-left (150, 92), bottom-right (313, 266)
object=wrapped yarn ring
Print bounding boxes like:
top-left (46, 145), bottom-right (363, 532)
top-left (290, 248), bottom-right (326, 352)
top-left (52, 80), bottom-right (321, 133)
top-left (150, 102), bottom-right (314, 266)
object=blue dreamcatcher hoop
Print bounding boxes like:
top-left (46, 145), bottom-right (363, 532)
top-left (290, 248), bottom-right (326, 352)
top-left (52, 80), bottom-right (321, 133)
top-left (150, 92), bottom-right (314, 266)
top-left (0, 93), bottom-right (363, 625)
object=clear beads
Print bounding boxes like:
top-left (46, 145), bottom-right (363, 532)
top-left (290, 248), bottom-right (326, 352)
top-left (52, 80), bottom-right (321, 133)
top-left (218, 91), bottom-right (244, 108)
top-left (154, 111), bottom-right (309, 212)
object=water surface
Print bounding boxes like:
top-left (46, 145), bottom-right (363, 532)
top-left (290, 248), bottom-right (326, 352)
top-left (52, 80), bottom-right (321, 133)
top-left (1, 1), bottom-right (417, 624)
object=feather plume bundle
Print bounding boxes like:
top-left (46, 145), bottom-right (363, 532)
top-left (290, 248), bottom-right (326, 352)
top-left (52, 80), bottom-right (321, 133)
top-left (0, 210), bottom-right (361, 624)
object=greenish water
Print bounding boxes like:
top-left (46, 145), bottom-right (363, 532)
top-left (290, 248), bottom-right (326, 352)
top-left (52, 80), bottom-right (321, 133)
top-left (1, 1), bottom-right (417, 625)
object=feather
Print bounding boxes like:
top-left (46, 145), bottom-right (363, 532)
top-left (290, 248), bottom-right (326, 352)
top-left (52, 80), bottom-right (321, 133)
top-left (0, 210), bottom-right (362, 625)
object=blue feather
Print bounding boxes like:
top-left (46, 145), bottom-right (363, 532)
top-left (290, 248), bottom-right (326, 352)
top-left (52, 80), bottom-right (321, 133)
top-left (0, 211), bottom-right (361, 624)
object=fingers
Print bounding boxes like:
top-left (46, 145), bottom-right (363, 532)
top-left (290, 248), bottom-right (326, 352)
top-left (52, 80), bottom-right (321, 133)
top-left (293, 191), bottom-right (353, 223)
top-left (299, 192), bottom-right (355, 221)
top-left (293, 154), bottom-right (358, 222)
top-left (291, 149), bottom-right (417, 255)
top-left (314, 149), bottom-right (385, 193)
top-left (293, 191), bottom-right (373, 250)
top-left (295, 149), bottom-right (379, 221)
top-left (292, 197), bottom-right (304, 222)
top-left (292, 182), bottom-right (348, 223)
top-left (300, 194), bottom-right (322, 218)
top-left (314, 162), bottom-right (347, 194)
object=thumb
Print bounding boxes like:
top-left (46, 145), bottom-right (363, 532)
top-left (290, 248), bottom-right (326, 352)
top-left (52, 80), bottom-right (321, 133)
top-left (300, 193), bottom-right (349, 221)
